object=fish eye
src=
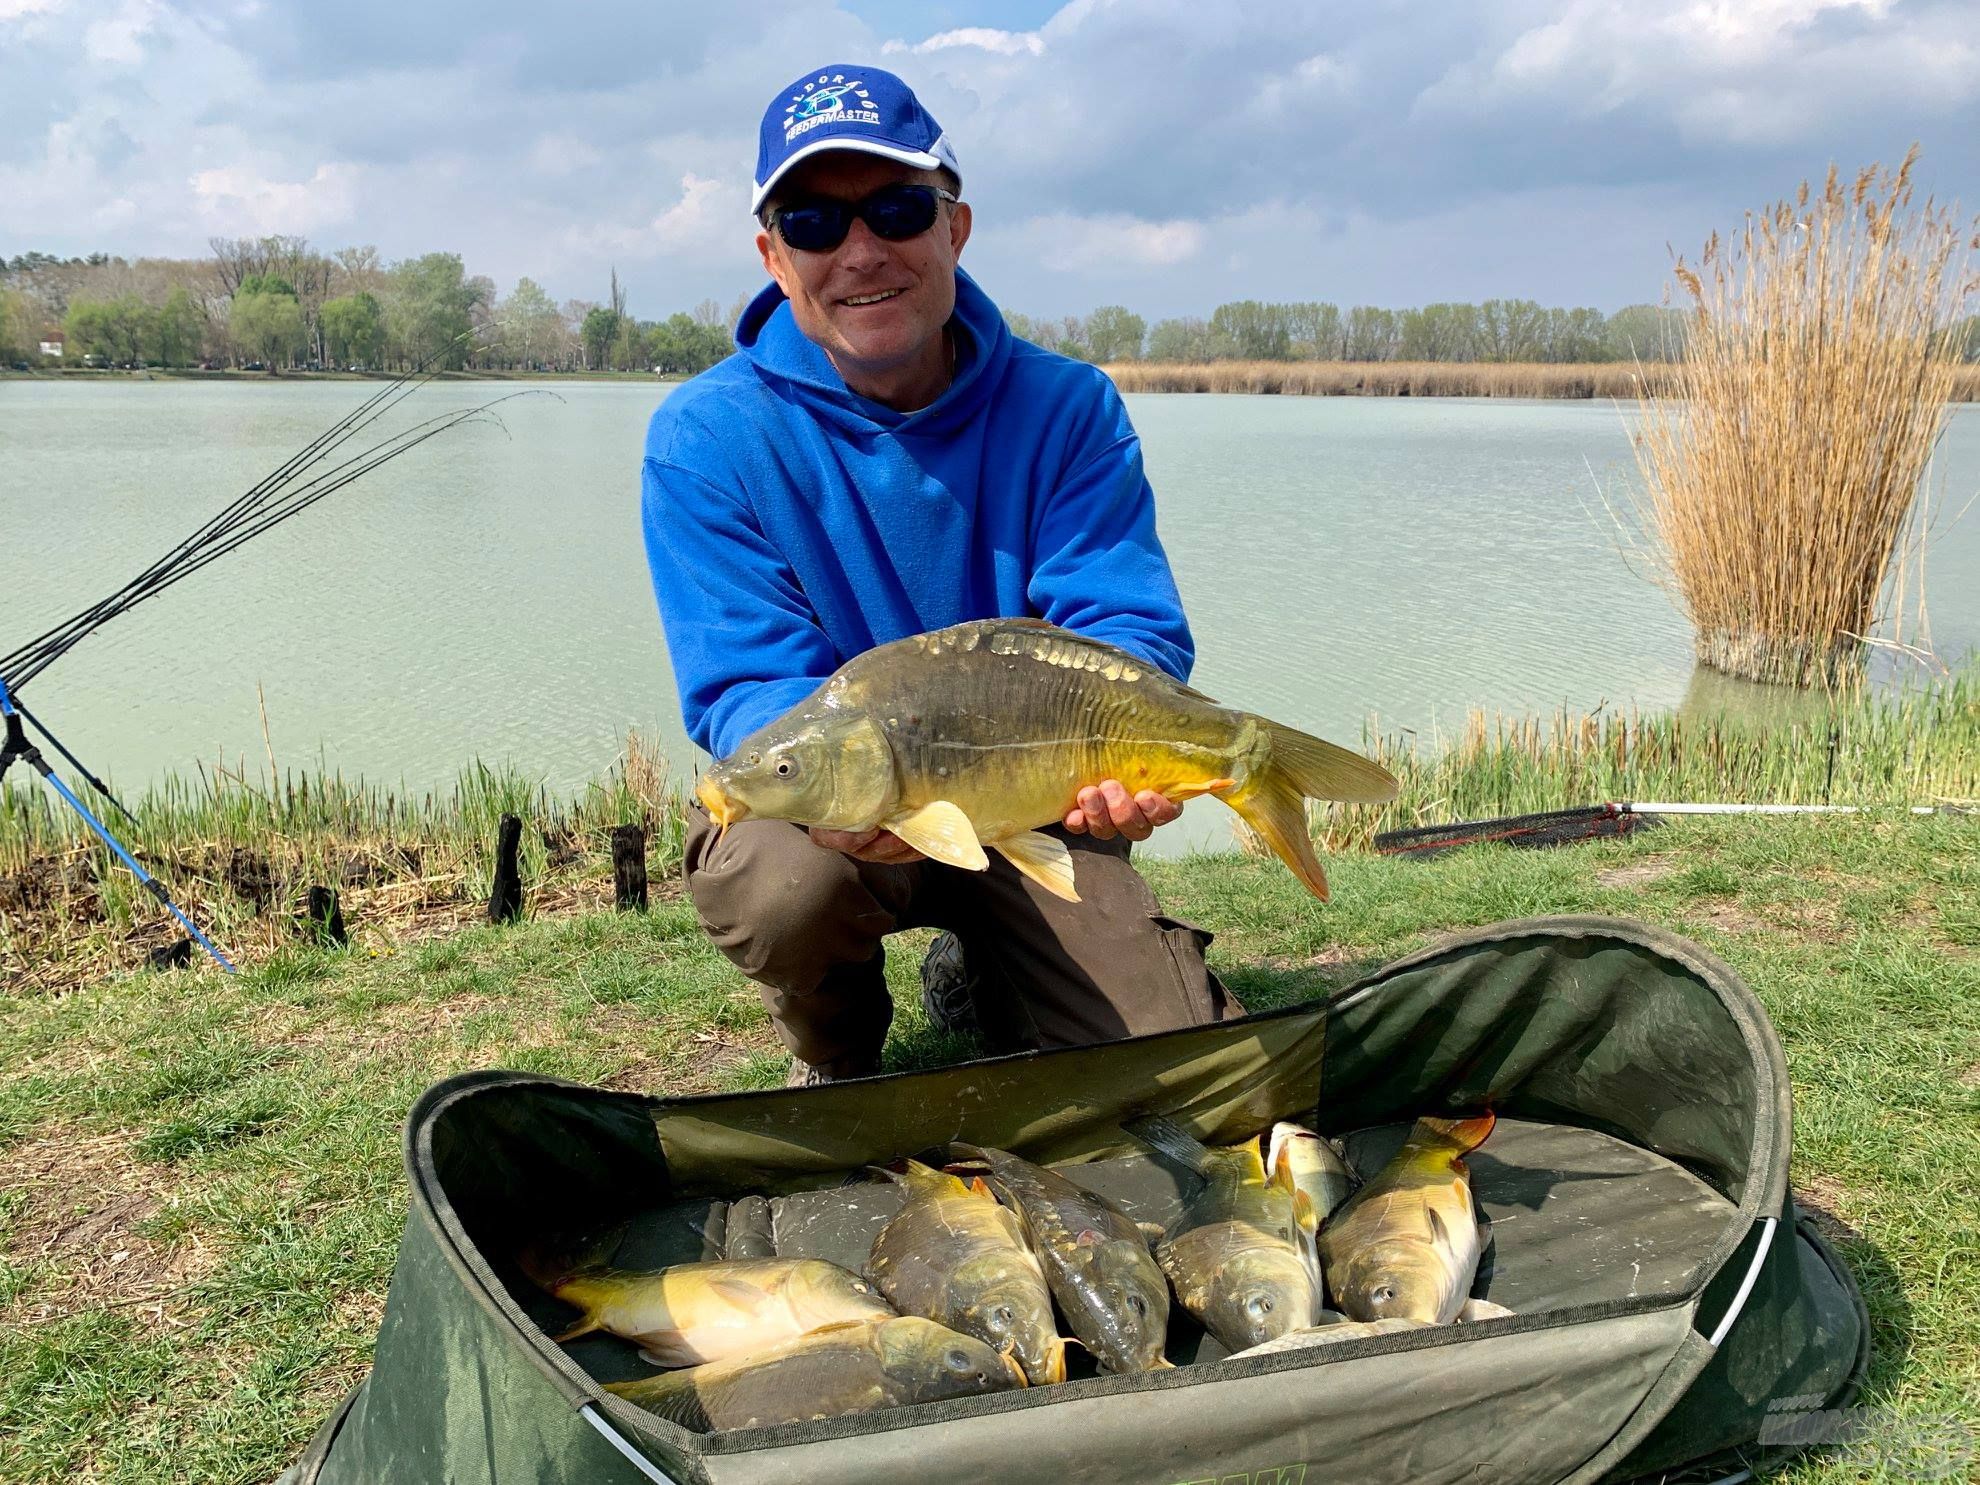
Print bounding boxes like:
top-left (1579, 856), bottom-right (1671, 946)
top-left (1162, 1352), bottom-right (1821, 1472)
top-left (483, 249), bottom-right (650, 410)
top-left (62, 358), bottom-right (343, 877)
top-left (991, 1304), bottom-right (1014, 1327)
top-left (850, 1280), bottom-right (869, 1293)
top-left (1371, 1285), bottom-right (1397, 1304)
top-left (1246, 1294), bottom-right (1275, 1319)
top-left (774, 756), bottom-right (798, 778)
top-left (944, 1347), bottom-right (974, 1374)
top-left (1125, 1293), bottom-right (1147, 1318)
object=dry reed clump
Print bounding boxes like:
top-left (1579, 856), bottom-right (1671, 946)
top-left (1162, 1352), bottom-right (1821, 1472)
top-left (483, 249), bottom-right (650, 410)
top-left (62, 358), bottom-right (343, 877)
top-left (1102, 361), bottom-right (1684, 399)
top-left (1630, 150), bottom-right (1980, 690)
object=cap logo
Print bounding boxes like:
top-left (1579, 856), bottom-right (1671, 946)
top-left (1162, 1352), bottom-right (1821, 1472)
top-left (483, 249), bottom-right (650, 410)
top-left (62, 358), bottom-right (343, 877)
top-left (784, 74), bottom-right (878, 142)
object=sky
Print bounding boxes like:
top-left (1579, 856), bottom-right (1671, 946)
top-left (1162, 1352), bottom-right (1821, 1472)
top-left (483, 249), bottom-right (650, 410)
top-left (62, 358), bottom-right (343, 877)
top-left (1, 0), bottom-right (1977, 320)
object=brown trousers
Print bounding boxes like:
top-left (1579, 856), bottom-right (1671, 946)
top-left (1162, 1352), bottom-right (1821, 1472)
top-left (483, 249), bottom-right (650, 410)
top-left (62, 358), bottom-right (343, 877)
top-left (682, 804), bottom-right (1243, 1074)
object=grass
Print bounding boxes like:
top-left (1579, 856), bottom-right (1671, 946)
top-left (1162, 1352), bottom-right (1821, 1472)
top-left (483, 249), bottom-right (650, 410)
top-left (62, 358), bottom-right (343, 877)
top-left (1630, 152), bottom-right (1980, 688)
top-left (1, 686), bottom-right (1975, 1480)
top-left (0, 814), bottom-right (1975, 1482)
top-left (1100, 358), bottom-right (1980, 401)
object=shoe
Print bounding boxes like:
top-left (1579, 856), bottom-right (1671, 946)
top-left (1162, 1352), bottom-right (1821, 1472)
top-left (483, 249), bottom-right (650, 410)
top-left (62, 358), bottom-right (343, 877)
top-left (919, 931), bottom-right (981, 1037)
top-left (786, 1055), bottom-right (882, 1087)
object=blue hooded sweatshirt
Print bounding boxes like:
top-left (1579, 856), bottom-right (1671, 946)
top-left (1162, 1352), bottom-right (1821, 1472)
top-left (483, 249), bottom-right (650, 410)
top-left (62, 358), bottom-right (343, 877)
top-left (640, 268), bottom-right (1194, 760)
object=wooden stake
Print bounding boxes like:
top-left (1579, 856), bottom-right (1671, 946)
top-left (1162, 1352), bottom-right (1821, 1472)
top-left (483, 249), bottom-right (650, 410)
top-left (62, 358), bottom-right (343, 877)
top-left (303, 885), bottom-right (349, 947)
top-left (489, 813), bottom-right (523, 924)
top-left (611, 824), bottom-right (648, 912)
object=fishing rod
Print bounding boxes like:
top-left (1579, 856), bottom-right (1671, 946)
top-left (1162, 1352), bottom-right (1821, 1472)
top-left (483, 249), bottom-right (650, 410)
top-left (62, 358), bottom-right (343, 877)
top-left (1373, 799), bottom-right (1968, 857)
top-left (1, 356), bottom-right (538, 971)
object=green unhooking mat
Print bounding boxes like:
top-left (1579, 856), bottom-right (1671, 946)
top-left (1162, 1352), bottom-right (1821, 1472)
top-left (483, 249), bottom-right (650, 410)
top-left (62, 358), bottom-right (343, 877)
top-left (281, 916), bottom-right (1868, 1485)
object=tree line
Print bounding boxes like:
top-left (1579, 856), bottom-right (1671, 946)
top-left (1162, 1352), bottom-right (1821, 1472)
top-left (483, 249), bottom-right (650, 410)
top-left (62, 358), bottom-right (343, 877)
top-left (0, 240), bottom-right (738, 376)
top-left (9, 242), bottom-right (1975, 374)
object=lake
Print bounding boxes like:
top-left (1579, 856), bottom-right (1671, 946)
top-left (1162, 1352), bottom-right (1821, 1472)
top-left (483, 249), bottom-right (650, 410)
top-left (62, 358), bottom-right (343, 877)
top-left (3, 379), bottom-right (1975, 855)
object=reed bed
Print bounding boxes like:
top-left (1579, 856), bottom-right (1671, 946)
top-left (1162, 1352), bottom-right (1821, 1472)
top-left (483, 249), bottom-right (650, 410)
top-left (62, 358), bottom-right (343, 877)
top-left (1102, 360), bottom-right (1684, 399)
top-left (1629, 152), bottom-right (1980, 689)
top-left (0, 733), bottom-right (687, 992)
top-left (1302, 666), bottom-right (1977, 855)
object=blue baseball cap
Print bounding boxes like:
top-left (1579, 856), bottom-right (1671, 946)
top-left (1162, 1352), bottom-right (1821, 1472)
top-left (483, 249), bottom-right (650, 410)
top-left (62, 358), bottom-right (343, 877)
top-left (752, 64), bottom-right (960, 215)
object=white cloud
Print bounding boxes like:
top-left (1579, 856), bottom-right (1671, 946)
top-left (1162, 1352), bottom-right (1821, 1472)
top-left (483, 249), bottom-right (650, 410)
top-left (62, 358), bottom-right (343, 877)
top-left (884, 26), bottom-right (1045, 58)
top-left (1021, 212), bottom-right (1207, 273)
top-left (562, 172), bottom-right (746, 265)
top-left (527, 132), bottom-right (602, 177)
top-left (83, 0), bottom-right (159, 63)
top-left (190, 161), bottom-right (361, 233)
top-left (0, 0), bottom-right (63, 21)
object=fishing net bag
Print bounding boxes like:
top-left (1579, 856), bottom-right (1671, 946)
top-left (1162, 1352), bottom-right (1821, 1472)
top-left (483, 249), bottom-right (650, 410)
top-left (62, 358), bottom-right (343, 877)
top-left (281, 915), bottom-right (1866, 1485)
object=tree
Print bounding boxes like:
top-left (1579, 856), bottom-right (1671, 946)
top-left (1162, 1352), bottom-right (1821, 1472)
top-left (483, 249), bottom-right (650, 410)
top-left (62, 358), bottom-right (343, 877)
top-left (385, 252), bottom-right (485, 368)
top-left (321, 291), bottom-right (386, 368)
top-left (1210, 300), bottom-right (1291, 359)
top-left (0, 288), bottom-right (36, 363)
top-left (1342, 307), bottom-right (1400, 361)
top-left (496, 277), bottom-right (565, 370)
top-left (1606, 304), bottom-right (1689, 362)
top-left (150, 286), bottom-right (204, 366)
top-left (1398, 302), bottom-right (1482, 362)
top-left (644, 312), bottom-right (730, 375)
top-left (1146, 316), bottom-right (1225, 361)
top-left (1284, 302), bottom-right (1343, 360)
top-left (1083, 305), bottom-right (1146, 362)
top-left (1476, 299), bottom-right (1547, 362)
top-left (229, 288), bottom-right (307, 369)
top-left (581, 306), bottom-right (622, 370)
top-left (64, 296), bottom-right (153, 365)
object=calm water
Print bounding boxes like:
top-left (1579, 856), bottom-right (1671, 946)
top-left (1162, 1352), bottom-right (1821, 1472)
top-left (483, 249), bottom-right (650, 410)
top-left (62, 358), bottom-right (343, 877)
top-left (2, 380), bottom-right (1975, 854)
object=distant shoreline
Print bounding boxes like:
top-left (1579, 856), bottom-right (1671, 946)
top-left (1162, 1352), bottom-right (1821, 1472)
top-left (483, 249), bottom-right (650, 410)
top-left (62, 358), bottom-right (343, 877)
top-left (1101, 359), bottom-right (1980, 402)
top-left (10, 360), bottom-right (1978, 402)
top-left (0, 366), bottom-right (684, 384)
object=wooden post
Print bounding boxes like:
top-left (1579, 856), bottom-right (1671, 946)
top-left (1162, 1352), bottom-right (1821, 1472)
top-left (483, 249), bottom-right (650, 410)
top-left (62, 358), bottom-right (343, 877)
top-left (303, 885), bottom-right (349, 947)
top-left (147, 937), bottom-right (193, 971)
top-left (611, 824), bottom-right (648, 912)
top-left (488, 813), bottom-right (524, 924)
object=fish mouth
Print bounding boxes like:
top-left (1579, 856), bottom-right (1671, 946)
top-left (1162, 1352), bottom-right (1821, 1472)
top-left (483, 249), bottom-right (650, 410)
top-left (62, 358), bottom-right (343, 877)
top-left (1031, 1337), bottom-right (1068, 1385)
top-left (696, 775), bottom-right (745, 836)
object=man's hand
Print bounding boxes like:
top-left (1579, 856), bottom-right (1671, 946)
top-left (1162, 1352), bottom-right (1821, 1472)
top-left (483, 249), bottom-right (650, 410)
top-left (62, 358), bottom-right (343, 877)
top-left (809, 826), bottom-right (925, 864)
top-left (1064, 780), bottom-right (1182, 843)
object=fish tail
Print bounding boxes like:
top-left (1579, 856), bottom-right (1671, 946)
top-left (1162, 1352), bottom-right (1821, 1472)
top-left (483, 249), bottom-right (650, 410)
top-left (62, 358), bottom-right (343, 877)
top-left (1123, 1114), bottom-right (1214, 1175)
top-left (514, 1222), bottom-right (623, 1293)
top-left (551, 1314), bottom-right (602, 1343)
top-left (1223, 720), bottom-right (1398, 903)
top-left (1415, 1111), bottom-right (1497, 1154)
top-left (1255, 718), bottom-right (1400, 805)
top-left (1222, 767), bottom-right (1334, 902)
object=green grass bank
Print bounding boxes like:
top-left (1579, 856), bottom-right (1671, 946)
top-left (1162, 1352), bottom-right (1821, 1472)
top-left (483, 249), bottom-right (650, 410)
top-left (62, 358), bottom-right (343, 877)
top-left (1, 675), bottom-right (1976, 1481)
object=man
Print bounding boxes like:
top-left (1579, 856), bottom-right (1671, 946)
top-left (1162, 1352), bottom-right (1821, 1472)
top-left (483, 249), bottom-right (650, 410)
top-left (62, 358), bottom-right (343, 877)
top-left (642, 64), bottom-right (1241, 1084)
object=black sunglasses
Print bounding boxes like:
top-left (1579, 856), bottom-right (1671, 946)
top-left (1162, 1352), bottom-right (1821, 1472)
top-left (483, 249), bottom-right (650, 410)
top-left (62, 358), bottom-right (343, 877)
top-left (770, 183), bottom-right (958, 253)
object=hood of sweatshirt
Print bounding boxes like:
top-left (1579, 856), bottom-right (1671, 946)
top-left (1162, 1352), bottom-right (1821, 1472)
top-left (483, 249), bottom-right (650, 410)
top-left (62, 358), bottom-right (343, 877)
top-left (734, 267), bottom-right (1013, 440)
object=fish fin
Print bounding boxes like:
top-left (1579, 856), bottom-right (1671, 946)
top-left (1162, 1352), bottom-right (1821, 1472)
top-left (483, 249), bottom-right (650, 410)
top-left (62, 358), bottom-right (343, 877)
top-left (1457, 1298), bottom-right (1516, 1323)
top-left (551, 1315), bottom-right (601, 1344)
top-left (1417, 1111), bottom-right (1497, 1154)
top-left (607, 1372), bottom-right (708, 1430)
top-left (635, 1344), bottom-right (682, 1366)
top-left (1257, 718), bottom-right (1400, 805)
top-left (1123, 1113), bottom-right (1213, 1176)
top-left (967, 1176), bottom-right (998, 1201)
top-left (709, 1278), bottom-right (771, 1311)
top-left (1220, 769), bottom-right (1333, 902)
top-left (883, 800), bottom-right (988, 871)
top-left (993, 831), bottom-right (1080, 902)
top-left (1161, 776), bottom-right (1236, 803)
top-left (1293, 1189), bottom-right (1318, 1236)
top-left (1135, 1221), bottom-right (1166, 1248)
